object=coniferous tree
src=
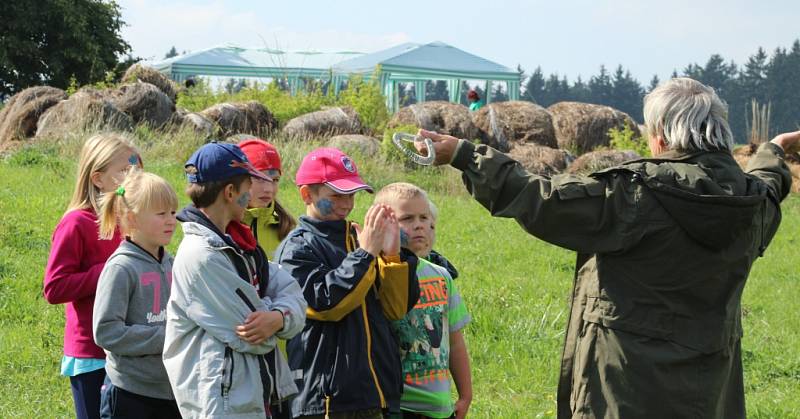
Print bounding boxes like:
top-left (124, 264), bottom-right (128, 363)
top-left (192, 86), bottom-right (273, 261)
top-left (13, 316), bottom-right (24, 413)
top-left (165, 46), bottom-right (178, 59)
top-left (523, 67), bottom-right (546, 104)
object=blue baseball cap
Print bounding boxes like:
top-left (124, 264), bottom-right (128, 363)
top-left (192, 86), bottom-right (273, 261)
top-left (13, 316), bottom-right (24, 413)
top-left (185, 142), bottom-right (272, 183)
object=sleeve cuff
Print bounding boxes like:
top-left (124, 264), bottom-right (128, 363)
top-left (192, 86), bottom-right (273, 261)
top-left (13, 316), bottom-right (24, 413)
top-left (380, 254), bottom-right (401, 263)
top-left (450, 139), bottom-right (476, 171)
top-left (761, 141), bottom-right (786, 158)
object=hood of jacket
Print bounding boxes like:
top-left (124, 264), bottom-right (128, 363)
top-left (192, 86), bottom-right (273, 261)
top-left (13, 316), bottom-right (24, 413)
top-left (597, 149), bottom-right (768, 250)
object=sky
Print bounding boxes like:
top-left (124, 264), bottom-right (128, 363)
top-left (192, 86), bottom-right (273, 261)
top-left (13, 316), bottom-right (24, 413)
top-left (118, 0), bottom-right (800, 85)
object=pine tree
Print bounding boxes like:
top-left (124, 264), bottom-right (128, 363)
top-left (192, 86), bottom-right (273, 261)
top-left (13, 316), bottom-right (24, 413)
top-left (648, 75), bottom-right (660, 92)
top-left (588, 65), bottom-right (613, 105)
top-left (523, 66), bottom-right (546, 104)
top-left (165, 46), bottom-right (178, 59)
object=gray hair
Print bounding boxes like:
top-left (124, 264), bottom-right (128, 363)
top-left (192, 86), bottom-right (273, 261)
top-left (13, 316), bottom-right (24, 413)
top-left (643, 77), bottom-right (734, 152)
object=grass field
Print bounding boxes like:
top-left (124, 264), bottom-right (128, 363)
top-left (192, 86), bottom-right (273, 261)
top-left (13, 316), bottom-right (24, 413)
top-left (0, 135), bottom-right (798, 418)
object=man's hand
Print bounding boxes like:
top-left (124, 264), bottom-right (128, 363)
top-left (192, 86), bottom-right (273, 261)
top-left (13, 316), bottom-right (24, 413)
top-left (770, 130), bottom-right (800, 154)
top-left (235, 310), bottom-right (283, 344)
top-left (354, 204), bottom-right (388, 257)
top-left (416, 129), bottom-right (461, 166)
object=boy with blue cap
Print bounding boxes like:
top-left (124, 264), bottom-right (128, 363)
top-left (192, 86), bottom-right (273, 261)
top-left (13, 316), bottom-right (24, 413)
top-left (163, 142), bottom-right (307, 418)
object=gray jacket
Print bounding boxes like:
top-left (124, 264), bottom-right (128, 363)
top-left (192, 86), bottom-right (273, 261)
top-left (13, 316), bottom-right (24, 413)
top-left (93, 239), bottom-right (174, 399)
top-left (164, 221), bottom-right (306, 418)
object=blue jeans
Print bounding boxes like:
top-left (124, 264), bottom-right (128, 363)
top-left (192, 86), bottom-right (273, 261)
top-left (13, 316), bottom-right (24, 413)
top-left (99, 377), bottom-right (181, 419)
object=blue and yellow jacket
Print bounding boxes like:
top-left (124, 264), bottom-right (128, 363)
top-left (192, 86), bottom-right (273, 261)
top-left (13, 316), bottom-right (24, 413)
top-left (275, 216), bottom-right (420, 416)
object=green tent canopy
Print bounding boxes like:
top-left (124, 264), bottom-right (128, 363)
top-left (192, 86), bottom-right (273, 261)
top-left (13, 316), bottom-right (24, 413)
top-left (146, 44), bottom-right (365, 94)
top-left (332, 41), bottom-right (520, 112)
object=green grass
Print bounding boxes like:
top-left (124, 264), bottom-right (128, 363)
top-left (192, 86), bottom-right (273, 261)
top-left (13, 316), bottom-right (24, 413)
top-left (0, 135), bottom-right (798, 418)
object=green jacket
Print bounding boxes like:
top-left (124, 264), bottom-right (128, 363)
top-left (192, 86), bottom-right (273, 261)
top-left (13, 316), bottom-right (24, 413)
top-left (450, 140), bottom-right (791, 419)
top-left (243, 202), bottom-right (282, 259)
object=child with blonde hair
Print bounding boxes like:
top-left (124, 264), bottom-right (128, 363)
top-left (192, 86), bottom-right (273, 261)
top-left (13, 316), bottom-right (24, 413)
top-left (374, 182), bottom-right (472, 419)
top-left (93, 169), bottom-right (181, 418)
top-left (43, 132), bottom-right (142, 419)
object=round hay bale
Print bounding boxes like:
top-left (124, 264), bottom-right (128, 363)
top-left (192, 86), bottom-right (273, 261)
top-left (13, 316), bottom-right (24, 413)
top-left (328, 134), bottom-right (381, 157)
top-left (36, 95), bottom-right (133, 139)
top-left (123, 64), bottom-right (178, 102)
top-left (168, 108), bottom-right (216, 137)
top-left (388, 101), bottom-right (479, 140)
top-left (471, 101), bottom-right (557, 151)
top-left (200, 101), bottom-right (276, 138)
top-left (548, 101), bottom-right (641, 154)
top-left (507, 143), bottom-right (575, 176)
top-left (282, 106), bottom-right (362, 139)
top-left (567, 149), bottom-right (641, 175)
top-left (109, 82), bottom-right (174, 127)
top-left (0, 86), bottom-right (67, 144)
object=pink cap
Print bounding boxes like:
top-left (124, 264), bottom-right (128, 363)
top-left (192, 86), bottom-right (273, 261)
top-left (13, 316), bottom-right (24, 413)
top-left (295, 147), bottom-right (373, 194)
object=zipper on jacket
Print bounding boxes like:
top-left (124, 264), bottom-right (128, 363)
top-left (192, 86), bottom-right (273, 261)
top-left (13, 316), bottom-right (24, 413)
top-left (361, 303), bottom-right (386, 408)
top-left (222, 346), bottom-right (234, 412)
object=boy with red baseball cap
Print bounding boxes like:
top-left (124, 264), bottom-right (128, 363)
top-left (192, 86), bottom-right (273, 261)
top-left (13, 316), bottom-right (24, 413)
top-left (275, 147), bottom-right (420, 419)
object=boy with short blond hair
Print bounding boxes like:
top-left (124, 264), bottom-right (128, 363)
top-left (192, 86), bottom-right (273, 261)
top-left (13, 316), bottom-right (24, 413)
top-left (373, 182), bottom-right (472, 419)
top-left (276, 148), bottom-right (420, 419)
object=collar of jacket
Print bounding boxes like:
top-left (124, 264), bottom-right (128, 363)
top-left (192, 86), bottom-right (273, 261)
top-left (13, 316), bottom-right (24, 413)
top-left (297, 215), bottom-right (349, 239)
top-left (244, 201), bottom-right (279, 226)
top-left (177, 204), bottom-right (243, 251)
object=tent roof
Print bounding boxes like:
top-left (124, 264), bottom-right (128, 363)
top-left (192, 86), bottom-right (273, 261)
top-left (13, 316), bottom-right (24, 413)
top-left (145, 44), bottom-right (365, 78)
top-left (333, 41), bottom-right (518, 81)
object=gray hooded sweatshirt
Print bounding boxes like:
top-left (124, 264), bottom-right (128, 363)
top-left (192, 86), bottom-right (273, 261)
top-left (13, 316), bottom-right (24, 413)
top-left (93, 239), bottom-right (174, 399)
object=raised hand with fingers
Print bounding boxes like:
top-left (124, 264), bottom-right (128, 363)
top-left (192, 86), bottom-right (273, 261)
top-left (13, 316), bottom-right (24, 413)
top-left (380, 205), bottom-right (400, 257)
top-left (416, 129), bottom-right (461, 166)
top-left (771, 130), bottom-right (800, 154)
top-left (353, 204), bottom-right (387, 257)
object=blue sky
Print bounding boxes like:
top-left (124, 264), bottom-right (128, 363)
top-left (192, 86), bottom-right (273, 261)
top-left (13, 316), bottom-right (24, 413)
top-left (119, 0), bottom-right (800, 85)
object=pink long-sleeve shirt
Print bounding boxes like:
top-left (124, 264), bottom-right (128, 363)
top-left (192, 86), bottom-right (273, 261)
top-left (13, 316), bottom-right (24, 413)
top-left (44, 208), bottom-right (121, 358)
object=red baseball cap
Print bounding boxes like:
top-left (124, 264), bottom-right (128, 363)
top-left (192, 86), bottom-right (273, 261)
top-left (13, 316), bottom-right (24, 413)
top-left (295, 147), bottom-right (373, 194)
top-left (238, 138), bottom-right (282, 174)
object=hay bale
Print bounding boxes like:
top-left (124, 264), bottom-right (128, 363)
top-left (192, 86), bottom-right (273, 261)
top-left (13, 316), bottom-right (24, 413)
top-left (36, 94), bottom-right (133, 139)
top-left (282, 106), bottom-right (362, 139)
top-left (123, 64), bottom-right (178, 102)
top-left (328, 134), bottom-right (381, 157)
top-left (567, 149), bottom-right (641, 175)
top-left (507, 143), bottom-right (575, 176)
top-left (388, 101), bottom-right (479, 140)
top-left (0, 86), bottom-right (68, 144)
top-left (168, 108), bottom-right (216, 137)
top-left (548, 101), bottom-right (641, 154)
top-left (471, 101), bottom-right (557, 151)
top-left (108, 82), bottom-right (174, 127)
top-left (200, 101), bottom-right (276, 137)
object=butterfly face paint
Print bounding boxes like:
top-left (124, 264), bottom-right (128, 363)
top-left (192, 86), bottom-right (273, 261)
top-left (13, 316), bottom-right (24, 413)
top-left (315, 198), bottom-right (334, 216)
top-left (399, 228), bottom-right (409, 248)
top-left (236, 191), bottom-right (251, 209)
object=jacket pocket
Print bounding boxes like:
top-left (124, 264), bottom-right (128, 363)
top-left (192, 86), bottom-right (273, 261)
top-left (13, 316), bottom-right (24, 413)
top-left (221, 346), bottom-right (235, 412)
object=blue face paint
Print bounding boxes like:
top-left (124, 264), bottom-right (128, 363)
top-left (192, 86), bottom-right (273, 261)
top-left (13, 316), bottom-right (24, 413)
top-left (128, 154), bottom-right (139, 166)
top-left (399, 228), bottom-right (409, 248)
top-left (236, 191), bottom-right (251, 209)
top-left (315, 198), bottom-right (334, 217)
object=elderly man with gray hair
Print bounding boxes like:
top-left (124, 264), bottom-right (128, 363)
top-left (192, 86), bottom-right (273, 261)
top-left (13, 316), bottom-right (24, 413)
top-left (417, 77), bottom-right (800, 418)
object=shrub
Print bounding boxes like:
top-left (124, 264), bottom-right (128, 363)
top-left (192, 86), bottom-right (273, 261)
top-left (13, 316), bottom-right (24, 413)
top-left (608, 123), bottom-right (650, 158)
top-left (338, 75), bottom-right (390, 135)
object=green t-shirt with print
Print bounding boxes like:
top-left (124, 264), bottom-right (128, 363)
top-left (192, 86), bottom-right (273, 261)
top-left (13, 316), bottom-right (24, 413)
top-left (391, 258), bottom-right (470, 418)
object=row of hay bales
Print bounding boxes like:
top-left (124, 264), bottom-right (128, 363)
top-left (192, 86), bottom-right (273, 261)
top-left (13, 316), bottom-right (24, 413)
top-left (388, 100), bottom-right (644, 175)
top-left (0, 64), bottom-right (643, 177)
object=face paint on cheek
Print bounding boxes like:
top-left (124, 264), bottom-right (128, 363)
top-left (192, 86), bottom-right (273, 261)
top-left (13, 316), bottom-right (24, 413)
top-left (399, 229), bottom-right (409, 248)
top-left (128, 154), bottom-right (139, 166)
top-left (315, 198), bottom-right (334, 216)
top-left (236, 191), bottom-right (251, 208)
